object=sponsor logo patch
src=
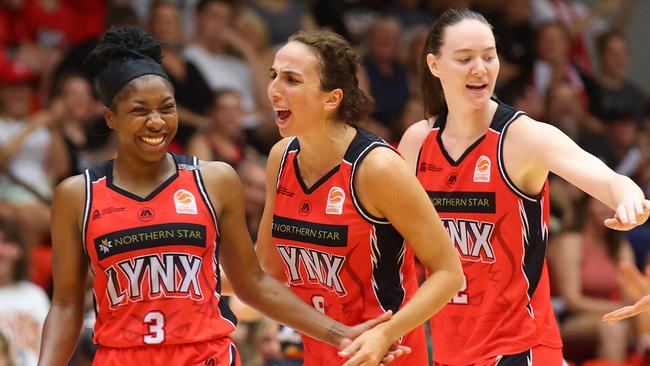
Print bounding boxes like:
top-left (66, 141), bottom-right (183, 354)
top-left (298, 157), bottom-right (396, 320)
top-left (326, 187), bottom-right (345, 215)
top-left (174, 189), bottom-right (198, 215)
top-left (473, 155), bottom-right (491, 182)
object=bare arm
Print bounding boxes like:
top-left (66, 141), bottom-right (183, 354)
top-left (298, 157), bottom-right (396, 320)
top-left (505, 116), bottom-right (650, 230)
top-left (254, 139), bottom-right (291, 280)
top-left (340, 148), bottom-right (463, 365)
top-left (38, 175), bottom-right (88, 365)
top-left (186, 134), bottom-right (214, 162)
top-left (202, 161), bottom-right (387, 347)
top-left (397, 119), bottom-right (432, 172)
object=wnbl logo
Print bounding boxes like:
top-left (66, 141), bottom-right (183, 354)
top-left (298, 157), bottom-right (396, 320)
top-left (442, 219), bottom-right (496, 263)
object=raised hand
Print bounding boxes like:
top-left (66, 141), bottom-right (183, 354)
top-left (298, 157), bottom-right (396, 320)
top-left (603, 263), bottom-right (650, 324)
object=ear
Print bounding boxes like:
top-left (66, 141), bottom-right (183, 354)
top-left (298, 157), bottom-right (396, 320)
top-left (324, 88), bottom-right (343, 111)
top-left (426, 53), bottom-right (440, 78)
top-left (103, 106), bottom-right (116, 130)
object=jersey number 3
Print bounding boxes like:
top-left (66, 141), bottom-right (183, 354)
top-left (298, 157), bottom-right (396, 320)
top-left (144, 311), bottom-right (165, 344)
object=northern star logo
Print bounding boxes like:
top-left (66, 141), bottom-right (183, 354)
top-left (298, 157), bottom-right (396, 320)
top-left (174, 189), bottom-right (198, 215)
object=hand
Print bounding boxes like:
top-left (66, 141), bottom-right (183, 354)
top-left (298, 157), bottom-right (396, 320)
top-left (603, 263), bottom-right (650, 324)
top-left (604, 199), bottom-right (650, 230)
top-left (339, 310), bottom-right (411, 366)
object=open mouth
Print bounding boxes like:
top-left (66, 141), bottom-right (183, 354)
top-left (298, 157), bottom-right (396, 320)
top-left (467, 83), bottom-right (488, 92)
top-left (140, 136), bottom-right (165, 146)
top-left (275, 109), bottom-right (292, 122)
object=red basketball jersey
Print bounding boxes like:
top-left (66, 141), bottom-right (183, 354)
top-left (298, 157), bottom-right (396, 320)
top-left (272, 129), bottom-right (427, 365)
top-left (83, 154), bottom-right (236, 348)
top-left (416, 103), bottom-right (562, 364)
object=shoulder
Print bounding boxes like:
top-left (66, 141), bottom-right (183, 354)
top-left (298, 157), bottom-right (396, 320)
top-left (198, 160), bottom-right (240, 187)
top-left (398, 118), bottom-right (433, 166)
top-left (502, 114), bottom-right (560, 142)
top-left (267, 137), bottom-right (294, 169)
top-left (54, 174), bottom-right (86, 201)
top-left (356, 145), bottom-right (408, 180)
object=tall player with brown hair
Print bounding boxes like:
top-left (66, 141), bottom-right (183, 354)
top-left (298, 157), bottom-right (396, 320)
top-left (256, 30), bottom-right (463, 366)
top-left (399, 8), bottom-right (650, 366)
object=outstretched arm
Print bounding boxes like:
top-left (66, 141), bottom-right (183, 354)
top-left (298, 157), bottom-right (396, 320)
top-left (505, 116), bottom-right (650, 230)
top-left (603, 263), bottom-right (650, 323)
top-left (38, 176), bottom-right (88, 365)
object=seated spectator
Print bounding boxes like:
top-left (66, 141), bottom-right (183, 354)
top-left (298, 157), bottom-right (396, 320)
top-left (184, 0), bottom-right (271, 128)
top-left (148, 0), bottom-right (213, 149)
top-left (186, 89), bottom-right (250, 168)
top-left (548, 196), bottom-right (635, 362)
top-left (584, 30), bottom-right (645, 130)
top-left (0, 218), bottom-right (50, 366)
top-left (0, 60), bottom-right (68, 249)
top-left (238, 155), bottom-right (266, 240)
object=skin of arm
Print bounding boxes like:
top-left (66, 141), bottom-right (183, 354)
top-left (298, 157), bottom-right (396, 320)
top-left (38, 175), bottom-right (88, 365)
top-left (548, 233), bottom-right (632, 314)
top-left (254, 139), bottom-right (291, 281)
top-left (339, 146), bottom-right (463, 366)
top-left (186, 134), bottom-right (214, 162)
top-left (504, 116), bottom-right (650, 230)
top-left (201, 160), bottom-right (397, 352)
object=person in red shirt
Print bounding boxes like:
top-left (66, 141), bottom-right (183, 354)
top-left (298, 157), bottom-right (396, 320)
top-left (256, 30), bottom-right (463, 366)
top-left (398, 8), bottom-right (650, 366)
top-left (37, 26), bottom-right (408, 366)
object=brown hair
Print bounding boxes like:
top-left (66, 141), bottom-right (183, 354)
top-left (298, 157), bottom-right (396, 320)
top-left (289, 30), bottom-right (374, 125)
top-left (420, 9), bottom-right (492, 117)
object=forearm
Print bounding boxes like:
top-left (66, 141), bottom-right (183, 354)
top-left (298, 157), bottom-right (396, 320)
top-left (38, 303), bottom-right (84, 366)
top-left (565, 295), bottom-right (625, 315)
top-left (607, 174), bottom-right (645, 208)
top-left (237, 273), bottom-right (346, 346)
top-left (377, 264), bottom-right (462, 343)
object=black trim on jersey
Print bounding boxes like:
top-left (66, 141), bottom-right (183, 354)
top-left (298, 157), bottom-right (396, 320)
top-left (371, 225), bottom-right (406, 313)
top-left (495, 349), bottom-right (532, 365)
top-left (104, 153), bottom-right (180, 202)
top-left (349, 129), bottom-right (397, 224)
top-left (229, 342), bottom-right (238, 366)
top-left (433, 110), bottom-right (487, 166)
top-left (495, 105), bottom-right (541, 202)
top-left (219, 293), bottom-right (238, 327)
top-left (520, 198), bottom-right (548, 300)
top-left (276, 137), bottom-right (298, 191)
top-left (82, 169), bottom-right (94, 256)
top-left (293, 156), bottom-right (341, 194)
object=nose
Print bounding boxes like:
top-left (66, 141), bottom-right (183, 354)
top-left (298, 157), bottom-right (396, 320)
top-left (146, 111), bottom-right (164, 131)
top-left (471, 58), bottom-right (487, 76)
top-left (267, 77), bottom-right (281, 103)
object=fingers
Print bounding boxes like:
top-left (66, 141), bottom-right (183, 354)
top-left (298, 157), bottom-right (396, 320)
top-left (363, 310), bottom-right (392, 329)
top-left (339, 338), bottom-right (362, 359)
top-left (603, 305), bottom-right (637, 324)
top-left (617, 204), bottom-right (632, 226)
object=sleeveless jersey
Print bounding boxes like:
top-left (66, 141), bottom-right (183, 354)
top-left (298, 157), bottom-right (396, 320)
top-left (416, 103), bottom-right (562, 364)
top-left (272, 129), bottom-right (426, 365)
top-left (83, 154), bottom-right (236, 348)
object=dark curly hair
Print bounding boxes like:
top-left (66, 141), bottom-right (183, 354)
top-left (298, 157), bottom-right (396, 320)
top-left (289, 30), bottom-right (374, 126)
top-left (84, 26), bottom-right (170, 109)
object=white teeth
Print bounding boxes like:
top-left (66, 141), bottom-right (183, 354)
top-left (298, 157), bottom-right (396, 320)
top-left (141, 136), bottom-right (164, 145)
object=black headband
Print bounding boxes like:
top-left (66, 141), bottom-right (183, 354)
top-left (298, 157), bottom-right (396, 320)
top-left (100, 58), bottom-right (170, 106)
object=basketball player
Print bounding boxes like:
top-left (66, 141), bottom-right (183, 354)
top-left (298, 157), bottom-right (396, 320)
top-left (37, 27), bottom-right (407, 366)
top-left (256, 30), bottom-right (463, 366)
top-left (398, 8), bottom-right (650, 366)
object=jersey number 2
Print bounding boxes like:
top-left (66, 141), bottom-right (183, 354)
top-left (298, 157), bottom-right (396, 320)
top-left (144, 311), bottom-right (165, 344)
top-left (449, 273), bottom-right (468, 304)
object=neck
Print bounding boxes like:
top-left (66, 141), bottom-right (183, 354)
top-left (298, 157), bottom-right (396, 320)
top-left (597, 71), bottom-right (623, 88)
top-left (198, 38), bottom-right (225, 55)
top-left (296, 121), bottom-right (356, 178)
top-left (444, 99), bottom-right (496, 139)
top-left (113, 152), bottom-right (174, 187)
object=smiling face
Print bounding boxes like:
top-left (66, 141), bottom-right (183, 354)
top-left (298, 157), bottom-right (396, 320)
top-left (426, 18), bottom-right (499, 111)
top-left (104, 75), bottom-right (177, 163)
top-left (267, 41), bottom-right (335, 137)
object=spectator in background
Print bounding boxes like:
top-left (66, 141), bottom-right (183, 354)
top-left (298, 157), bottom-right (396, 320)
top-left (359, 15), bottom-right (410, 142)
top-left (0, 329), bottom-right (16, 366)
top-left (0, 60), bottom-right (68, 249)
top-left (490, 0), bottom-right (536, 91)
top-left (249, 0), bottom-right (317, 49)
top-left (148, 0), bottom-right (213, 149)
top-left (531, 21), bottom-right (589, 108)
top-left (184, 0), bottom-right (271, 128)
top-left (530, 0), bottom-right (639, 73)
top-left (548, 196), bottom-right (635, 363)
top-left (0, 218), bottom-right (50, 366)
top-left (584, 30), bottom-right (645, 130)
top-left (238, 155), bottom-right (266, 240)
top-left (187, 89), bottom-right (249, 167)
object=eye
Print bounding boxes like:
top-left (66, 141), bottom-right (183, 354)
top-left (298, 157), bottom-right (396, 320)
top-left (286, 75), bottom-right (299, 84)
top-left (269, 70), bottom-right (277, 79)
top-left (483, 55), bottom-right (496, 62)
top-left (161, 104), bottom-right (176, 113)
top-left (131, 107), bottom-right (148, 115)
top-left (457, 58), bottom-right (471, 64)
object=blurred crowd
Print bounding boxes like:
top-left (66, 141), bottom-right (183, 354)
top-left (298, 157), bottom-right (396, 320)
top-left (0, 0), bottom-right (649, 365)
